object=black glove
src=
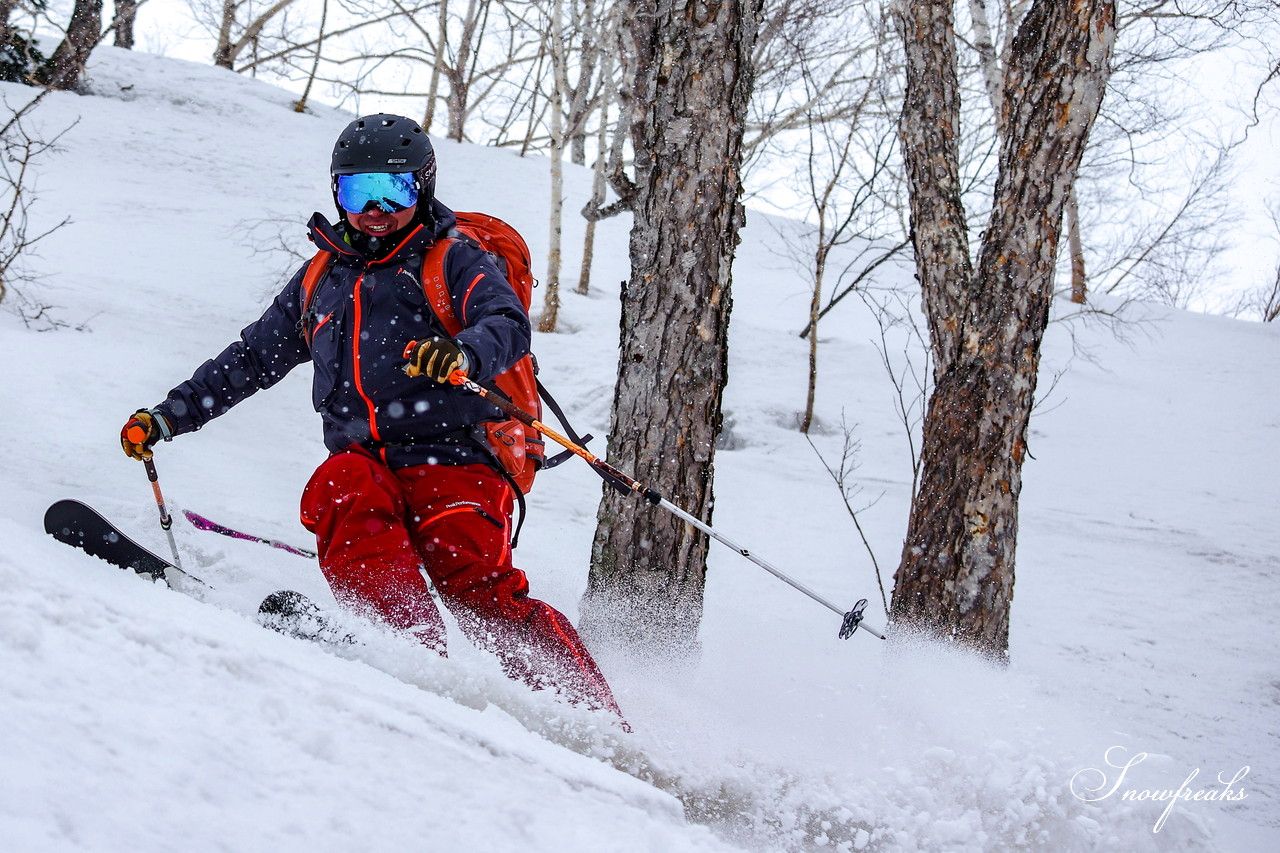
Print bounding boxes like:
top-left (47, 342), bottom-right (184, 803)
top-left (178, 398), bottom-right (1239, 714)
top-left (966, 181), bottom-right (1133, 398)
top-left (120, 409), bottom-right (167, 460)
top-left (403, 337), bottom-right (468, 383)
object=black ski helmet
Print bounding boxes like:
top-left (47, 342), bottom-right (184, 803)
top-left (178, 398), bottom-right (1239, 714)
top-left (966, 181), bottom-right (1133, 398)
top-left (331, 114), bottom-right (437, 207)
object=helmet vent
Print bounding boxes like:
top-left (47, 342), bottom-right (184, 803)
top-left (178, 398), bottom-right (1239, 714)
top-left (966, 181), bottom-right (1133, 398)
top-left (331, 114), bottom-right (434, 179)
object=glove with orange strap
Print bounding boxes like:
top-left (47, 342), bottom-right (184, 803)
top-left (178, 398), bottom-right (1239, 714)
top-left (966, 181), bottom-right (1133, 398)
top-left (403, 337), bottom-right (470, 384)
top-left (120, 409), bottom-right (173, 460)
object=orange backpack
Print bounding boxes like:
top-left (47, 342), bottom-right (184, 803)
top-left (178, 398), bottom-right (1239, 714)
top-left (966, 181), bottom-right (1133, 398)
top-left (300, 212), bottom-right (545, 494)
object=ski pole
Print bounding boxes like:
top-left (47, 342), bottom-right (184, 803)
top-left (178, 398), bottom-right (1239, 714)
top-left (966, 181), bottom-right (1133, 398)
top-left (141, 456), bottom-right (183, 569)
top-left (447, 370), bottom-right (885, 641)
top-left (183, 510), bottom-right (318, 558)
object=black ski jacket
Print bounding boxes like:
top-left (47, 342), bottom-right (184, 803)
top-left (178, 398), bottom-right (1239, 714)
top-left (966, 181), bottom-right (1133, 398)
top-left (152, 201), bottom-right (531, 469)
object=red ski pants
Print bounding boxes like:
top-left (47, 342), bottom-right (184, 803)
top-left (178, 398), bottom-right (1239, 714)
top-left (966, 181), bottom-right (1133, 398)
top-left (300, 450), bottom-right (621, 716)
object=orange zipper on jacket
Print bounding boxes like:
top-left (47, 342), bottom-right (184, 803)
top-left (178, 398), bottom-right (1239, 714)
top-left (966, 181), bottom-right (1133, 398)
top-left (349, 272), bottom-right (383, 457)
top-left (348, 225), bottom-right (428, 466)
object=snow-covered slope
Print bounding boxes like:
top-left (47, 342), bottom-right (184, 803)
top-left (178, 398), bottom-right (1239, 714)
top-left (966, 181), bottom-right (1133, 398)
top-left (1, 47), bottom-right (1276, 852)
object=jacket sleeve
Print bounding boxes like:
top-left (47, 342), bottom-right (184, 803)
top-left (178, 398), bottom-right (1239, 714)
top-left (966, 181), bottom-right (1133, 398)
top-left (444, 241), bottom-right (532, 383)
top-left (152, 267), bottom-right (312, 436)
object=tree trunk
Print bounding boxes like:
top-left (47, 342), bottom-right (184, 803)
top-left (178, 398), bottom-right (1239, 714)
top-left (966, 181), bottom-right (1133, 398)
top-left (37, 0), bottom-right (103, 90)
top-left (445, 0), bottom-right (484, 143)
top-left (112, 0), bottom-right (137, 49)
top-left (0, 1), bottom-right (13, 47)
top-left (968, 0), bottom-right (1003, 120)
top-left (565, 0), bottom-right (599, 166)
top-left (891, 0), bottom-right (1115, 657)
top-left (1067, 183), bottom-right (1087, 303)
top-left (539, 0), bottom-right (567, 334)
top-left (578, 71), bottom-right (613, 296)
top-left (578, 39), bottom-right (616, 296)
top-left (214, 0), bottom-right (237, 69)
top-left (800, 244), bottom-right (827, 434)
top-left (293, 0), bottom-right (328, 113)
top-left (423, 0), bottom-right (450, 133)
top-left (580, 0), bottom-right (762, 658)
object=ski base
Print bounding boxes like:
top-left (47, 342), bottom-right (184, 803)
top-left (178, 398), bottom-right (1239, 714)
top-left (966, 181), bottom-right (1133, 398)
top-left (44, 498), bottom-right (203, 586)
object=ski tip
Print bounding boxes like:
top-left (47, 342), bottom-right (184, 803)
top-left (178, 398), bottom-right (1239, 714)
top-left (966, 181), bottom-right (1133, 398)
top-left (258, 589), bottom-right (313, 616)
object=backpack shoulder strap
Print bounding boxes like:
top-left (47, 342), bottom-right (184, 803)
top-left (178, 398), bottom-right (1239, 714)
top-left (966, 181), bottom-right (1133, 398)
top-left (299, 250), bottom-right (335, 344)
top-left (419, 238), bottom-right (462, 337)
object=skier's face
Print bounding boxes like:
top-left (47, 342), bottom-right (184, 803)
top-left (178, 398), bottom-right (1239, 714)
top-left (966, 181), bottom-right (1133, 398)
top-left (347, 203), bottom-right (417, 237)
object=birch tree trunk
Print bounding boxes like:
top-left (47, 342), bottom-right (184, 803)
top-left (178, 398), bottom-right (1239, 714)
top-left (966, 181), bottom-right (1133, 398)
top-left (1067, 183), bottom-right (1087, 303)
top-left (539, 0), bottom-right (567, 333)
top-left (423, 0), bottom-right (450, 132)
top-left (578, 43), bottom-right (616, 296)
top-left (891, 0), bottom-right (1115, 657)
top-left (581, 0), bottom-right (763, 657)
top-left (293, 0), bottom-right (328, 113)
top-left (445, 0), bottom-right (485, 142)
top-left (214, 0), bottom-right (236, 68)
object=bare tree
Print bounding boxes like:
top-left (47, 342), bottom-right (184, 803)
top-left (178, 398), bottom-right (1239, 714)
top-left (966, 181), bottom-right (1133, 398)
top-left (209, 0), bottom-right (299, 70)
top-left (806, 420), bottom-right (890, 613)
top-left (1255, 264), bottom-right (1280, 322)
top-left (1230, 197), bottom-right (1280, 322)
top-left (1, 1), bottom-right (47, 83)
top-left (928, 0), bottom-right (1259, 311)
top-left (535, 0), bottom-right (623, 324)
top-left (794, 116), bottom-right (893, 434)
top-left (291, 0), bottom-right (328, 111)
top-left (229, 1), bottom-right (432, 90)
top-left (580, 0), bottom-right (763, 657)
top-left (112, 0), bottom-right (139, 48)
top-left (575, 40), bottom-right (615, 296)
top-left (35, 0), bottom-right (103, 90)
top-left (537, 0), bottom-right (567, 332)
top-left (745, 0), bottom-right (889, 164)
top-left (891, 0), bottom-right (1115, 656)
top-left (1095, 148), bottom-right (1235, 308)
top-left (0, 92), bottom-right (74, 324)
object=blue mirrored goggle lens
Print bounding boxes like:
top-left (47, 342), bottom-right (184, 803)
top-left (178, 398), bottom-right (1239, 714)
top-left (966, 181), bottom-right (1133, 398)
top-left (336, 172), bottom-right (419, 213)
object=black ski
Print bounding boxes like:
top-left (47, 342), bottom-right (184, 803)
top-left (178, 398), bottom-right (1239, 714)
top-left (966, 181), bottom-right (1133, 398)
top-left (44, 501), bottom-right (361, 648)
top-left (258, 590), bottom-right (355, 645)
top-left (43, 498), bottom-right (203, 586)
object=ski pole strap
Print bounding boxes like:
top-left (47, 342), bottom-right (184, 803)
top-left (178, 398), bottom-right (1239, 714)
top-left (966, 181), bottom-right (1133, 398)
top-left (536, 378), bottom-right (594, 470)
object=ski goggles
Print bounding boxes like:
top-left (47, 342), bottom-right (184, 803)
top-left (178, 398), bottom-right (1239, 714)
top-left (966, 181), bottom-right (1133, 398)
top-left (335, 171), bottom-right (419, 214)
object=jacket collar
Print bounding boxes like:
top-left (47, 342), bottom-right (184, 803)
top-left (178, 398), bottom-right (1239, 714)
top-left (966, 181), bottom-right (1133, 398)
top-left (307, 199), bottom-right (459, 268)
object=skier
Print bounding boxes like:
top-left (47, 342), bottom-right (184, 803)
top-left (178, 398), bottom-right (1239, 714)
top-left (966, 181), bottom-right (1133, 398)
top-left (120, 114), bottom-right (624, 720)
